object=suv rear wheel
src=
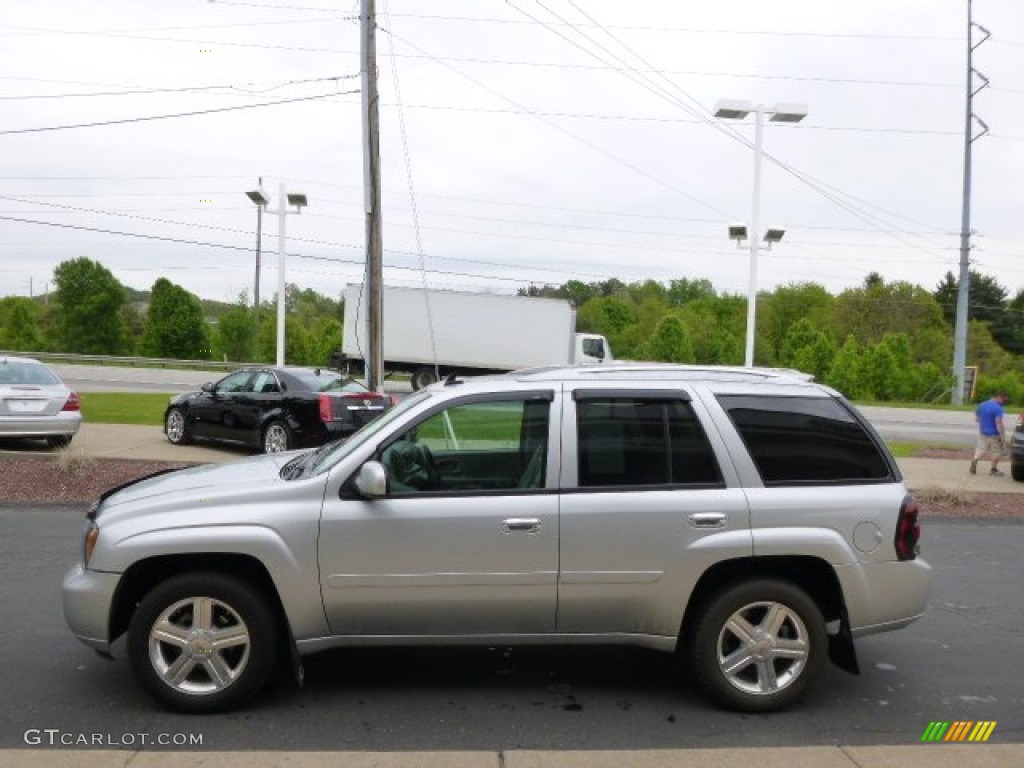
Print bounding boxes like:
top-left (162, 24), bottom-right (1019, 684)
top-left (127, 572), bottom-right (279, 713)
top-left (688, 579), bottom-right (826, 712)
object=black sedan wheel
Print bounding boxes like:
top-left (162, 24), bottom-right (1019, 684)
top-left (126, 572), bottom-right (279, 713)
top-left (165, 407), bottom-right (193, 445)
top-left (262, 420), bottom-right (292, 453)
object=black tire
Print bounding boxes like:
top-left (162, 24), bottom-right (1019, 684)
top-left (46, 435), bottom-right (73, 449)
top-left (165, 407), bottom-right (193, 445)
top-left (1011, 463), bottom-right (1024, 482)
top-left (126, 572), bottom-right (279, 713)
top-left (411, 367), bottom-right (438, 391)
top-left (687, 579), bottom-right (826, 713)
top-left (262, 419), bottom-right (292, 453)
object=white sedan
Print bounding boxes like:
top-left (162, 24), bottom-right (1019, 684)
top-left (0, 356), bottom-right (82, 448)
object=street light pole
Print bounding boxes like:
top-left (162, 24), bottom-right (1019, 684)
top-left (276, 182), bottom-right (288, 367)
top-left (245, 182), bottom-right (307, 367)
top-left (714, 99), bottom-right (807, 368)
top-left (745, 107), bottom-right (765, 369)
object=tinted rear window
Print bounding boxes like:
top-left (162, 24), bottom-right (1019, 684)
top-left (717, 395), bottom-right (892, 486)
top-left (577, 397), bottom-right (722, 488)
top-left (286, 370), bottom-right (362, 393)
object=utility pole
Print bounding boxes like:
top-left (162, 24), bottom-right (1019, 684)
top-left (254, 176), bottom-right (263, 326)
top-left (362, 0), bottom-right (384, 392)
top-left (952, 0), bottom-right (990, 405)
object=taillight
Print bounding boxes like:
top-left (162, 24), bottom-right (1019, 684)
top-left (318, 393), bottom-right (333, 423)
top-left (895, 495), bottom-right (921, 561)
top-left (62, 392), bottom-right (81, 412)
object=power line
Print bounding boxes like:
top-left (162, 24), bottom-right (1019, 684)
top-left (0, 89), bottom-right (358, 135)
top-left (517, 2), bottom-right (951, 254)
top-left (382, 12), bottom-right (963, 42)
top-left (375, 21), bottom-right (738, 221)
top-left (0, 75), bottom-right (354, 101)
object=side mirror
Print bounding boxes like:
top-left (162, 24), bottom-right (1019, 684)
top-left (201, 382), bottom-right (215, 393)
top-left (353, 461), bottom-right (388, 499)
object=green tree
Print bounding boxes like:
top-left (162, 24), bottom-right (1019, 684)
top-left (576, 296), bottom-right (637, 337)
top-left (257, 315), bottom-right (311, 365)
top-left (834, 276), bottom-right (948, 363)
top-left (825, 336), bottom-right (865, 399)
top-left (214, 298), bottom-right (258, 362)
top-left (52, 257), bottom-right (129, 354)
top-left (666, 278), bottom-right (716, 307)
top-left (0, 297), bottom-right (43, 350)
top-left (308, 318), bottom-right (343, 367)
top-left (780, 318), bottom-right (836, 380)
top-left (141, 278), bottom-right (211, 359)
top-left (760, 282), bottom-right (835, 361)
top-left (643, 315), bottom-right (695, 363)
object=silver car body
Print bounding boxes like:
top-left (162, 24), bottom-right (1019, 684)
top-left (63, 365), bottom-right (930, 683)
top-left (0, 356), bottom-right (81, 441)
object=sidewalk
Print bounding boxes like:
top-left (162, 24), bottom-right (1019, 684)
top-left (5, 745), bottom-right (1023, 767)
top-left (898, 457), bottom-right (1024, 495)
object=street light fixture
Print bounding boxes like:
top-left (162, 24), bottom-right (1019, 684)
top-left (714, 98), bottom-right (807, 367)
top-left (243, 182), bottom-right (308, 367)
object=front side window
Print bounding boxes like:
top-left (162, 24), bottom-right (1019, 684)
top-left (381, 396), bottom-right (551, 494)
top-left (216, 371), bottom-right (253, 393)
top-left (576, 396), bottom-right (722, 488)
top-left (717, 395), bottom-right (892, 486)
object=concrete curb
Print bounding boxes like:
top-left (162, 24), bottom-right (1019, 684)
top-left (3, 745), bottom-right (1023, 767)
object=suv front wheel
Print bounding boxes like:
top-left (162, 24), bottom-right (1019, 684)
top-left (688, 579), bottom-right (826, 712)
top-left (127, 572), bottom-right (279, 713)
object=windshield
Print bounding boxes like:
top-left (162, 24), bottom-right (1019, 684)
top-left (310, 388), bottom-right (433, 475)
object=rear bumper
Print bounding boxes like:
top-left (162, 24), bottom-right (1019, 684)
top-left (835, 558), bottom-right (932, 637)
top-left (0, 411), bottom-right (81, 438)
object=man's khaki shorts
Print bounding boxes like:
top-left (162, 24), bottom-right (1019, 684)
top-left (976, 434), bottom-right (1008, 456)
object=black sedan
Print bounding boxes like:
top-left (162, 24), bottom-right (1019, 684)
top-left (164, 367), bottom-right (395, 453)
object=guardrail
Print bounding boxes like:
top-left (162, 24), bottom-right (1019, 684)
top-left (0, 350), bottom-right (245, 371)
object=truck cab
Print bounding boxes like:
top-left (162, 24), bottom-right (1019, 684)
top-left (575, 333), bottom-right (613, 365)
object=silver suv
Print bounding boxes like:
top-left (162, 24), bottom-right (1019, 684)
top-left (62, 365), bottom-right (930, 713)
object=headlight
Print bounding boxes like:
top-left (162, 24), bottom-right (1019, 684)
top-left (83, 523), bottom-right (100, 567)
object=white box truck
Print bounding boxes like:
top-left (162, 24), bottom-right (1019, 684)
top-left (335, 285), bottom-right (613, 389)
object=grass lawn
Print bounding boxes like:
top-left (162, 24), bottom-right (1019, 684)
top-left (79, 392), bottom-right (174, 426)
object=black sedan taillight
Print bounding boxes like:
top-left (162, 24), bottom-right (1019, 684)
top-left (895, 495), bottom-right (921, 561)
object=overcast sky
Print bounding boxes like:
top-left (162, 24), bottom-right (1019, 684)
top-left (1, 0), bottom-right (1023, 306)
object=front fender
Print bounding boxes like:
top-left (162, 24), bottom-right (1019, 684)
top-left (95, 523), bottom-right (328, 641)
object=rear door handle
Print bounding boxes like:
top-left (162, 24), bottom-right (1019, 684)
top-left (502, 518), bottom-right (542, 534)
top-left (688, 512), bottom-right (727, 529)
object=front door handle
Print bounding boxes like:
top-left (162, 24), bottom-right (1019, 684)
top-left (502, 518), bottom-right (542, 534)
top-left (688, 512), bottom-right (728, 529)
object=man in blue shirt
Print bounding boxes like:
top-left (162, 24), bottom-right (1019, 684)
top-left (971, 392), bottom-right (1009, 477)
